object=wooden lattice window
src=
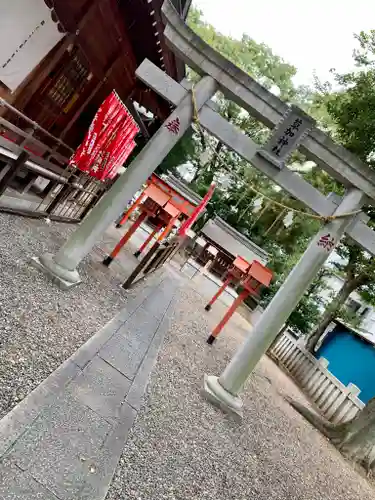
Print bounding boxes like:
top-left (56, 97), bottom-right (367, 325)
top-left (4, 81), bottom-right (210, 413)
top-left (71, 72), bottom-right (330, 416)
top-left (47, 51), bottom-right (89, 111)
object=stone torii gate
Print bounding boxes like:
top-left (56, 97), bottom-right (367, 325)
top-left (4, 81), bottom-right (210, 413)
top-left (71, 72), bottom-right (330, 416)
top-left (33, 0), bottom-right (375, 416)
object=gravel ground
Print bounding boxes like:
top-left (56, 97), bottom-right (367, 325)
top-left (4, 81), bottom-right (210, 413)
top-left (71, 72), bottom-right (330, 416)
top-left (107, 283), bottom-right (375, 500)
top-left (0, 213), bottom-right (139, 418)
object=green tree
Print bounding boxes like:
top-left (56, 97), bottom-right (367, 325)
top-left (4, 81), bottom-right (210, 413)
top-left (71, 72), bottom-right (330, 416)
top-left (157, 128), bottom-right (199, 177)
top-left (288, 31), bottom-right (375, 472)
top-left (325, 31), bottom-right (375, 166)
top-left (188, 7), bottom-right (297, 100)
top-left (306, 240), bottom-right (375, 351)
top-left (305, 31), bottom-right (375, 352)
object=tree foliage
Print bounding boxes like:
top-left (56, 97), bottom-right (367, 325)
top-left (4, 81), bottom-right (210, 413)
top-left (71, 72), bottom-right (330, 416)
top-left (325, 31), bottom-right (375, 166)
top-left (305, 30), bottom-right (375, 351)
top-left (159, 10), bottom-right (375, 341)
top-left (187, 7), bottom-right (297, 100)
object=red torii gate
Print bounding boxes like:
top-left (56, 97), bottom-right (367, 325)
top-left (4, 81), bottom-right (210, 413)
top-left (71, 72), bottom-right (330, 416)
top-left (103, 173), bottom-right (198, 266)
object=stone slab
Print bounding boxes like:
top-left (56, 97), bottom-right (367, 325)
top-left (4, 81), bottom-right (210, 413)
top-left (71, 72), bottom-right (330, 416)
top-left (0, 462), bottom-right (59, 499)
top-left (99, 305), bottom-right (162, 380)
top-left (67, 356), bottom-right (132, 422)
top-left (126, 295), bottom-right (175, 411)
top-left (114, 277), bottom-right (163, 322)
top-left (141, 279), bottom-right (176, 320)
top-left (77, 402), bottom-right (136, 500)
top-left (70, 278), bottom-right (161, 370)
top-left (8, 395), bottom-right (112, 499)
top-left (70, 316), bottom-right (124, 370)
top-left (0, 360), bottom-right (81, 458)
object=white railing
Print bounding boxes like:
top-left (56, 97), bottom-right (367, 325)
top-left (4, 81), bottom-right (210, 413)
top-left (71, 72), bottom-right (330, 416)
top-left (269, 331), bottom-right (365, 423)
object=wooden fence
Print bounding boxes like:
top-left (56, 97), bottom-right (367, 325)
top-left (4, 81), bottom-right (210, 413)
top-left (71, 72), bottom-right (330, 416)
top-left (269, 331), bottom-right (365, 423)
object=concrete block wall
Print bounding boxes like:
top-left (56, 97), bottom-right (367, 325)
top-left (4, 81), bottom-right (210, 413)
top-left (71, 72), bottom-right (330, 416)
top-left (269, 331), bottom-right (364, 423)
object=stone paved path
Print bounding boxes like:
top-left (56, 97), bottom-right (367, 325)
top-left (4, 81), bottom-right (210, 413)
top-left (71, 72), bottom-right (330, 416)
top-left (0, 274), bottom-right (179, 500)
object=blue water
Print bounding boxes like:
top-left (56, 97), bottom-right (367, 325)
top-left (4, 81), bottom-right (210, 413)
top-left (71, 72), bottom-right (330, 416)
top-left (317, 330), bottom-right (375, 403)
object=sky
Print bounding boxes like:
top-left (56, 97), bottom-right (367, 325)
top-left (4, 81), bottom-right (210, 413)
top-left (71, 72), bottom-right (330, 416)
top-left (193, 0), bottom-right (375, 86)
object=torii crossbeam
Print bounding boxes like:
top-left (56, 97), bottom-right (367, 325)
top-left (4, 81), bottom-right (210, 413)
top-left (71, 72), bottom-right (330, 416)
top-left (32, 0), bottom-right (375, 417)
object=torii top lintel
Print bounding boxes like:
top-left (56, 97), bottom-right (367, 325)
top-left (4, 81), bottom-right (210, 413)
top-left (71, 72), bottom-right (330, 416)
top-left (161, 0), bottom-right (375, 202)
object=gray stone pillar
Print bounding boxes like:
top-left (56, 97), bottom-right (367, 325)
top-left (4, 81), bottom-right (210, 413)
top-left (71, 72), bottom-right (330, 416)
top-left (34, 76), bottom-right (217, 287)
top-left (203, 188), bottom-right (366, 417)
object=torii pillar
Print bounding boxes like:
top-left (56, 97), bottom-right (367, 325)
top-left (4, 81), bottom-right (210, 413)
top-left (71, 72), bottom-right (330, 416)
top-left (203, 189), bottom-right (365, 417)
top-left (32, 75), bottom-right (217, 288)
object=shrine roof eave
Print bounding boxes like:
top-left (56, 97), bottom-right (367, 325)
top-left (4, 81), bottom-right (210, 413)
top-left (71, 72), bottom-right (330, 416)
top-left (163, 174), bottom-right (203, 206)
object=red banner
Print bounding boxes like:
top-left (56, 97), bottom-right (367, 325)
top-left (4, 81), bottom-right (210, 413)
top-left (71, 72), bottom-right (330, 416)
top-left (107, 120), bottom-right (137, 179)
top-left (93, 118), bottom-right (138, 181)
top-left (69, 91), bottom-right (139, 181)
top-left (107, 139), bottom-right (136, 179)
top-left (70, 92), bottom-right (119, 171)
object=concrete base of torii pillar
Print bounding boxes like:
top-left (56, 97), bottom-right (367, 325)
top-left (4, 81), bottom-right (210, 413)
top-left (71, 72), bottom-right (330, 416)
top-left (202, 189), bottom-right (366, 419)
top-left (31, 253), bottom-right (82, 289)
top-left (31, 75), bottom-right (217, 289)
top-left (203, 374), bottom-right (244, 419)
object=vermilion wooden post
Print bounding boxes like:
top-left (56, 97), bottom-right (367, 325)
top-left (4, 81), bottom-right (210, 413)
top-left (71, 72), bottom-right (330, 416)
top-left (116, 191), bottom-right (145, 228)
top-left (157, 216), bottom-right (177, 242)
top-left (103, 211), bottom-right (147, 266)
top-left (207, 288), bottom-right (250, 344)
top-left (204, 275), bottom-right (232, 312)
top-left (134, 222), bottom-right (163, 258)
